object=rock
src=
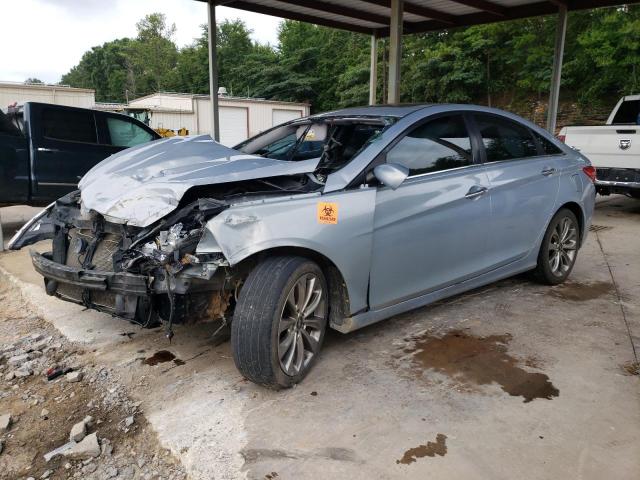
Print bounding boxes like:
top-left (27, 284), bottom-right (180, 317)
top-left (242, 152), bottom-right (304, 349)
top-left (69, 420), bottom-right (87, 442)
top-left (4, 371), bottom-right (15, 381)
top-left (101, 439), bottom-right (113, 457)
top-left (66, 432), bottom-right (100, 460)
top-left (104, 466), bottom-right (119, 478)
top-left (44, 441), bottom-right (74, 462)
top-left (8, 353), bottom-right (29, 366)
top-left (0, 439), bottom-right (3, 454)
top-left (29, 333), bottom-right (45, 343)
top-left (14, 366), bottom-right (34, 378)
top-left (124, 415), bottom-right (135, 427)
top-left (40, 470), bottom-right (53, 479)
top-left (40, 408), bottom-right (49, 419)
top-left (64, 462), bottom-right (72, 470)
top-left (0, 414), bottom-right (12, 431)
top-left (66, 371), bottom-right (83, 383)
top-left (84, 415), bottom-right (94, 427)
top-left (81, 462), bottom-right (97, 474)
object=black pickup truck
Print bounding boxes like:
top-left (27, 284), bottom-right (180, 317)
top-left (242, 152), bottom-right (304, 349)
top-left (0, 102), bottom-right (160, 206)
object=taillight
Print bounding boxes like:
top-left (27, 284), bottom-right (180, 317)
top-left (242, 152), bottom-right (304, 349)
top-left (558, 134), bottom-right (566, 143)
top-left (583, 165), bottom-right (596, 183)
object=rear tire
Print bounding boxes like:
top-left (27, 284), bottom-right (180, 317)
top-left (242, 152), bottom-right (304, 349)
top-left (532, 208), bottom-right (580, 285)
top-left (231, 256), bottom-right (328, 389)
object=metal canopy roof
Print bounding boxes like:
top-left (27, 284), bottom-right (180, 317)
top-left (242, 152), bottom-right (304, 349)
top-left (205, 0), bottom-right (640, 36)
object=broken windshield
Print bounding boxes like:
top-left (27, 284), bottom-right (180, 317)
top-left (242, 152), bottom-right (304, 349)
top-left (236, 116), bottom-right (393, 174)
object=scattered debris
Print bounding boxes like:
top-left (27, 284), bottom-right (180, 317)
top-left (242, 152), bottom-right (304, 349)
top-left (0, 413), bottom-right (12, 431)
top-left (66, 370), bottom-right (83, 383)
top-left (69, 419), bottom-right (87, 442)
top-left (67, 432), bottom-right (101, 460)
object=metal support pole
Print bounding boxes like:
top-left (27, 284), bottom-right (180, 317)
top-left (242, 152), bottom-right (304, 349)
top-left (546, 5), bottom-right (567, 134)
top-left (369, 34), bottom-right (378, 105)
top-left (207, 1), bottom-right (220, 141)
top-left (387, 0), bottom-right (403, 104)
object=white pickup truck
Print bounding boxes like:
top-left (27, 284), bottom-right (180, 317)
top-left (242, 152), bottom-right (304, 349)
top-left (559, 95), bottom-right (640, 198)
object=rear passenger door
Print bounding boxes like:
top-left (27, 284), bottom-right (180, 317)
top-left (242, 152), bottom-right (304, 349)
top-left (472, 113), bottom-right (561, 267)
top-left (29, 104), bottom-right (108, 202)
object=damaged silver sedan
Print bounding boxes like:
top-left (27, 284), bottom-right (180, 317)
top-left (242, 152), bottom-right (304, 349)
top-left (10, 105), bottom-right (595, 388)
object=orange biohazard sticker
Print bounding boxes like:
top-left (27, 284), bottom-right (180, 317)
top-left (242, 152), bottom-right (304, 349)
top-left (317, 202), bottom-right (339, 224)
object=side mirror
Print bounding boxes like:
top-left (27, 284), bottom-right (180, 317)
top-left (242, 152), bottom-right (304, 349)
top-left (373, 163), bottom-right (409, 190)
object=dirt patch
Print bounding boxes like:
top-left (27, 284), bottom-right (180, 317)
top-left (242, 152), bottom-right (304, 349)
top-left (0, 276), bottom-right (186, 480)
top-left (396, 434), bottom-right (447, 465)
top-left (402, 331), bottom-right (559, 403)
top-left (547, 281), bottom-right (613, 302)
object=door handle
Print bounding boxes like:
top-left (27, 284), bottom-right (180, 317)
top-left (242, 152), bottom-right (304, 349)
top-left (465, 186), bottom-right (488, 199)
top-left (541, 167), bottom-right (557, 176)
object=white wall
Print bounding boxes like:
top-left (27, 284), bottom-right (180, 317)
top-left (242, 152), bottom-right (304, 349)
top-left (0, 83), bottom-right (95, 110)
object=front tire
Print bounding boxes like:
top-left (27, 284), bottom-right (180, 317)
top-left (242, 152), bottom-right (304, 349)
top-left (231, 256), bottom-right (328, 389)
top-left (532, 208), bottom-right (580, 285)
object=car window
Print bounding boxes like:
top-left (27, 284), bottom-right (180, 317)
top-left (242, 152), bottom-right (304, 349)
top-left (386, 115), bottom-right (472, 176)
top-left (42, 108), bottom-right (97, 143)
top-left (474, 114), bottom-right (538, 162)
top-left (611, 100), bottom-right (640, 125)
top-left (106, 116), bottom-right (155, 147)
top-left (532, 131), bottom-right (563, 155)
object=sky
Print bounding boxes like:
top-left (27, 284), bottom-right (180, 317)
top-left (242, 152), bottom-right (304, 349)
top-left (1, 0), bottom-right (283, 84)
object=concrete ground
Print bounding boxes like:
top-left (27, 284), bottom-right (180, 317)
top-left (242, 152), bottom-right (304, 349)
top-left (0, 196), bottom-right (638, 480)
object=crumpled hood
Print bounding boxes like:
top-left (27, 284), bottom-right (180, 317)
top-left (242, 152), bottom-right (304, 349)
top-left (79, 135), bottom-right (319, 227)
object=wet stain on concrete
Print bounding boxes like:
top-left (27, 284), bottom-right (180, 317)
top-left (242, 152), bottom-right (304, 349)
top-left (404, 331), bottom-right (559, 403)
top-left (548, 281), bottom-right (613, 302)
top-left (143, 350), bottom-right (184, 366)
top-left (397, 434), bottom-right (447, 465)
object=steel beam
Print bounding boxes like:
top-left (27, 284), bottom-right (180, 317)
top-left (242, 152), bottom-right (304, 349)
top-left (546, 4), bottom-right (567, 133)
top-left (388, 0), bottom-right (403, 104)
top-left (207, 1), bottom-right (220, 141)
top-left (369, 35), bottom-right (378, 105)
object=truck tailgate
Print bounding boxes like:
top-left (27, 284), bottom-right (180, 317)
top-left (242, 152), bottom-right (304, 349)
top-left (563, 126), bottom-right (639, 169)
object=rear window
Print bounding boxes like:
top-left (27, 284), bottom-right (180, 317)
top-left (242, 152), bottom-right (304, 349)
top-left (474, 114), bottom-right (538, 162)
top-left (611, 100), bottom-right (640, 125)
top-left (42, 108), bottom-right (97, 143)
top-left (106, 116), bottom-right (155, 147)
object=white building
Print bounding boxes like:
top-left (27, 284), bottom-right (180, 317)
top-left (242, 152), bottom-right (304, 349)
top-left (0, 81), bottom-right (95, 110)
top-left (127, 92), bottom-right (310, 146)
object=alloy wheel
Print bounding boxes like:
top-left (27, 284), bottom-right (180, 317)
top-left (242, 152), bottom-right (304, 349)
top-left (278, 273), bottom-right (326, 376)
top-left (548, 217), bottom-right (578, 276)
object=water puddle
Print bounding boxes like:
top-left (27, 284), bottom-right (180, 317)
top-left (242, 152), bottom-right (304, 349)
top-left (396, 434), bottom-right (447, 464)
top-left (144, 350), bottom-right (184, 366)
top-left (403, 331), bottom-right (558, 403)
top-left (548, 281), bottom-right (613, 302)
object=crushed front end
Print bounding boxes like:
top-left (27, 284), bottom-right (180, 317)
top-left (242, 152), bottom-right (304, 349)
top-left (15, 190), bottom-right (240, 337)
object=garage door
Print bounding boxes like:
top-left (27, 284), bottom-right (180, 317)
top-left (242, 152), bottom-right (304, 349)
top-left (219, 107), bottom-right (248, 147)
top-left (272, 109), bottom-right (303, 127)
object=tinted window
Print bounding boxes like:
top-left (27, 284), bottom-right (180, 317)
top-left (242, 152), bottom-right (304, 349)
top-left (533, 131), bottom-right (563, 155)
top-left (474, 114), bottom-right (538, 162)
top-left (611, 100), bottom-right (640, 125)
top-left (386, 115), bottom-right (472, 176)
top-left (42, 108), bottom-right (97, 143)
top-left (106, 117), bottom-right (155, 147)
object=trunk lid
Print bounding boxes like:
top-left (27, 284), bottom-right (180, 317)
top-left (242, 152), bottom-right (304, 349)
top-left (563, 126), bottom-right (639, 169)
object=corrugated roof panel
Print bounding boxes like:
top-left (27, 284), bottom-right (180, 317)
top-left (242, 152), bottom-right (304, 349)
top-left (255, 0), bottom-right (386, 28)
top-left (417, 0), bottom-right (482, 15)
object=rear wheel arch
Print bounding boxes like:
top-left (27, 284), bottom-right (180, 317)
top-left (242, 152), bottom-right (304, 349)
top-left (234, 246), bottom-right (351, 330)
top-left (556, 201), bottom-right (585, 246)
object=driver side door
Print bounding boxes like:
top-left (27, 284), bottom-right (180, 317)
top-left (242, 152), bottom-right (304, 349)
top-left (368, 113), bottom-right (492, 309)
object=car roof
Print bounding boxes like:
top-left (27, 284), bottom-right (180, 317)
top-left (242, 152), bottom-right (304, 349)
top-left (311, 104), bottom-right (432, 119)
